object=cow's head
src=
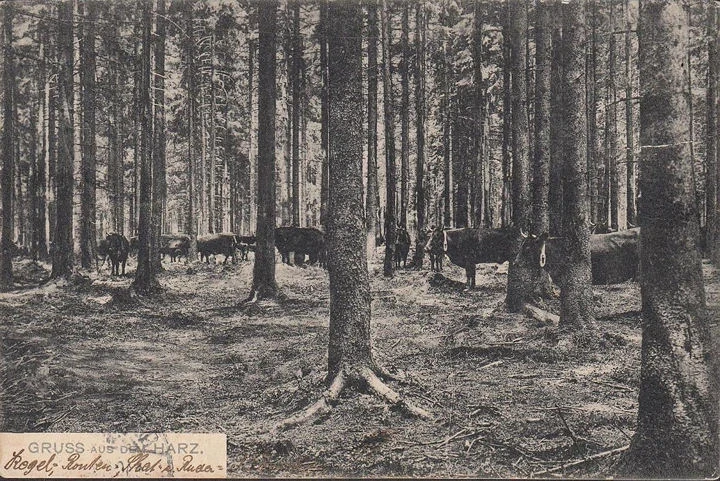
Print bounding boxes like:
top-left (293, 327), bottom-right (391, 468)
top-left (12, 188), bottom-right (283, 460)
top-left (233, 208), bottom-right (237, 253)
top-left (424, 226), bottom-right (445, 253)
top-left (514, 231), bottom-right (548, 269)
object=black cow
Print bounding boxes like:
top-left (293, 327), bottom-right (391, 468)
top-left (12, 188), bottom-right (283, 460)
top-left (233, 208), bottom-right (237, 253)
top-left (160, 234), bottom-right (191, 262)
top-left (275, 227), bottom-right (325, 266)
top-left (128, 236), bottom-right (139, 256)
top-left (106, 233), bottom-right (130, 276)
top-left (519, 227), bottom-right (640, 285)
top-left (395, 227), bottom-right (411, 268)
top-left (590, 222), bottom-right (616, 235)
top-left (97, 239), bottom-right (110, 268)
top-left (235, 235), bottom-right (256, 261)
top-left (424, 227), bottom-right (519, 289)
top-left (197, 233), bottom-right (238, 264)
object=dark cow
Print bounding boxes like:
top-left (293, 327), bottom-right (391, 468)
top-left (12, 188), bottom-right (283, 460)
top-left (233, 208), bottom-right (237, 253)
top-left (519, 227), bottom-right (640, 285)
top-left (197, 233), bottom-right (238, 264)
top-left (105, 233), bottom-right (130, 276)
top-left (236, 235), bottom-right (256, 261)
top-left (424, 227), bottom-right (519, 289)
top-left (97, 239), bottom-right (110, 268)
top-left (160, 234), bottom-right (191, 262)
top-left (395, 227), bottom-right (411, 268)
top-left (275, 227), bottom-right (325, 266)
top-left (590, 222), bottom-right (616, 235)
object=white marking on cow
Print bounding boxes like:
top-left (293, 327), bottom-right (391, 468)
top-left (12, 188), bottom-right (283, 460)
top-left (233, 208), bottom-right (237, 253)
top-left (540, 243), bottom-right (546, 268)
top-left (443, 230), bottom-right (448, 252)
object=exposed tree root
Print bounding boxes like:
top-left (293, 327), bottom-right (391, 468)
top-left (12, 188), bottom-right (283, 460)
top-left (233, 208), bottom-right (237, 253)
top-left (274, 365), bottom-right (433, 432)
top-left (521, 302), bottom-right (559, 326)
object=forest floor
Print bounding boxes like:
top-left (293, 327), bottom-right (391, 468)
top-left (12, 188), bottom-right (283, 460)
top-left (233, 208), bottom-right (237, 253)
top-left (1, 251), bottom-right (718, 478)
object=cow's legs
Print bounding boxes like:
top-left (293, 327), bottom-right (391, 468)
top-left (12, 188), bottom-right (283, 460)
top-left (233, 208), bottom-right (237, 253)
top-left (465, 264), bottom-right (476, 290)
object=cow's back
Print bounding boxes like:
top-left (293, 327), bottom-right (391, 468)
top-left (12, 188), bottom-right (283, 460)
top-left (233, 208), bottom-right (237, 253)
top-left (443, 228), bottom-right (515, 268)
top-left (590, 228), bottom-right (639, 284)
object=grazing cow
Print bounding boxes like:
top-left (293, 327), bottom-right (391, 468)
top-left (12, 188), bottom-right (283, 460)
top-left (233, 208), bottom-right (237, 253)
top-left (197, 233), bottom-right (238, 264)
top-left (424, 227), bottom-right (519, 289)
top-left (160, 234), bottom-right (191, 262)
top-left (395, 227), bottom-right (411, 268)
top-left (105, 233), bottom-right (130, 276)
top-left (236, 235), bottom-right (256, 261)
top-left (275, 226), bottom-right (325, 266)
top-left (518, 227), bottom-right (641, 285)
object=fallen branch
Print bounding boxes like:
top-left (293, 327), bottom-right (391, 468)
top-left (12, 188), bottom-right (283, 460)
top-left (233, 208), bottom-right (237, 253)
top-left (478, 360), bottom-right (504, 371)
top-left (522, 302), bottom-right (559, 325)
top-left (530, 445), bottom-right (630, 477)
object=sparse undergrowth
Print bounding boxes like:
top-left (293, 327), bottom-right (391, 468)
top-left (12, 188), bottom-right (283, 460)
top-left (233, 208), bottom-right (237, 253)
top-left (1, 256), bottom-right (718, 477)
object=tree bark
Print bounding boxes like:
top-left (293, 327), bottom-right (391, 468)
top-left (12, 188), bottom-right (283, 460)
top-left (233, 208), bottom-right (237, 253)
top-left (442, 5), bottom-right (452, 228)
top-left (501, 3), bottom-right (512, 229)
top-left (366, 0), bottom-right (379, 258)
top-left (625, 0), bottom-right (636, 226)
top-left (412, 1), bottom-right (426, 267)
top-left (52, 0), bottom-right (75, 279)
top-left (618, 1), bottom-right (719, 475)
top-left (560, 0), bottom-right (594, 329)
top-left (152, 0), bottom-right (166, 271)
top-left (291, 1), bottom-right (301, 227)
top-left (326, 0), bottom-right (374, 377)
top-left (471, 0), bottom-right (485, 229)
top-left (381, 0), bottom-right (396, 277)
top-left (319, 0), bottom-right (329, 232)
top-left (532, 0), bottom-right (551, 236)
top-left (706, 5), bottom-right (717, 259)
top-left (185, 5), bottom-right (197, 259)
top-left (607, 0), bottom-right (619, 231)
top-left (549, 9), bottom-right (563, 237)
top-left (249, 0), bottom-right (278, 300)
top-left (133, 0), bottom-right (158, 293)
top-left (72, 0), bottom-right (82, 260)
top-left (79, 0), bottom-right (97, 269)
top-left (0, 0), bottom-right (13, 288)
top-left (400, 3), bottom-right (409, 229)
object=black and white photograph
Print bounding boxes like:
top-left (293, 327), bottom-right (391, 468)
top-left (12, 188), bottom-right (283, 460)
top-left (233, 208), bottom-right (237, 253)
top-left (0, 0), bottom-right (718, 477)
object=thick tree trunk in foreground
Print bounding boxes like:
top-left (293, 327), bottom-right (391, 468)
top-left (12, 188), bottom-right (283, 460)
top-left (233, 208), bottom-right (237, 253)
top-left (532, 0), bottom-right (550, 238)
top-left (249, 0), bottom-right (278, 300)
top-left (618, 0), bottom-right (719, 476)
top-left (133, 0), bottom-right (158, 293)
top-left (319, 1), bottom-right (329, 232)
top-left (80, 0), bottom-right (97, 269)
top-left (52, 0), bottom-right (75, 279)
top-left (0, 1), bottom-right (14, 288)
top-left (624, 0), bottom-right (636, 226)
top-left (381, 0), bottom-right (396, 277)
top-left (707, 5), bottom-right (718, 260)
top-left (276, 2), bottom-right (430, 431)
top-left (560, 0), bottom-right (594, 329)
top-left (366, 0), bottom-right (379, 259)
top-left (549, 12), bottom-right (564, 237)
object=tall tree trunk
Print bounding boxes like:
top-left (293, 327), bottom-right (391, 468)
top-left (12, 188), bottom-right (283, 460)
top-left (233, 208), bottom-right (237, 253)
top-left (249, 0), bottom-right (278, 300)
top-left (36, 20), bottom-right (48, 260)
top-left (532, 0), bottom-right (550, 236)
top-left (624, 0), bottom-right (636, 226)
top-left (152, 0), bottom-right (166, 271)
top-left (326, 0), bottom-right (374, 377)
top-left (72, 0), bottom-right (82, 259)
top-left (560, 0), bottom-right (594, 329)
top-left (586, 0), bottom-right (598, 224)
top-left (442, 6), bottom-right (452, 228)
top-left (366, 0), bottom-right (379, 258)
top-left (319, 1), bottom-right (329, 232)
top-left (710, 6), bottom-right (720, 263)
top-left (506, 0), bottom-right (533, 311)
top-left (107, 21), bottom-right (123, 235)
top-left (208, 34), bottom-right (216, 234)
top-left (381, 0), bottom-right (396, 277)
top-left (501, 4), bottom-right (512, 228)
top-left (131, 38), bottom-right (140, 237)
top-left (0, 0), bottom-right (13, 288)
top-left (606, 0), bottom-right (619, 231)
top-left (549, 11), bottom-right (563, 237)
top-left (80, 0), bottom-right (97, 269)
top-left (412, 1), bottom-right (426, 266)
top-left (133, 0), bottom-right (158, 293)
top-left (247, 34), bottom-right (256, 235)
top-left (48, 29), bottom-right (57, 245)
top-left (399, 3), bottom-right (409, 229)
top-left (472, 0), bottom-right (484, 229)
top-left (52, 0), bottom-right (75, 279)
top-left (619, 0), bottom-right (719, 475)
top-left (291, 1), bottom-right (301, 227)
top-left (185, 5), bottom-right (197, 259)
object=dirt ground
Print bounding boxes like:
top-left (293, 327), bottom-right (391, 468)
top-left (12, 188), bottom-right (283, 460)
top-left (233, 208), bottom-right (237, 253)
top-left (1, 251), bottom-right (718, 478)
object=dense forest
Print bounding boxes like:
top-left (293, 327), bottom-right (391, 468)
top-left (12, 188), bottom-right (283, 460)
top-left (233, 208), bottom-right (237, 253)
top-left (0, 0), bottom-right (718, 478)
